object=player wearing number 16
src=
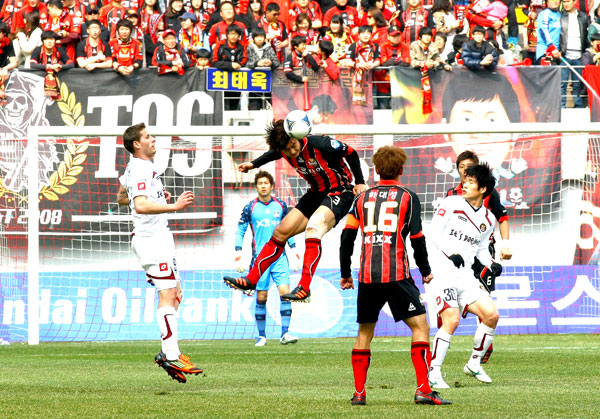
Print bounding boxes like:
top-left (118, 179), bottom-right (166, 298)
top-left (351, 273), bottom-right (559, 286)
top-left (224, 117), bottom-right (368, 302)
top-left (339, 146), bottom-right (451, 406)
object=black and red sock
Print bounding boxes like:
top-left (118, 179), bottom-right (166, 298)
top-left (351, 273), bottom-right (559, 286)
top-left (298, 238), bottom-right (322, 291)
top-left (411, 341), bottom-right (432, 393)
top-left (247, 237), bottom-right (285, 284)
top-left (351, 349), bottom-right (371, 394)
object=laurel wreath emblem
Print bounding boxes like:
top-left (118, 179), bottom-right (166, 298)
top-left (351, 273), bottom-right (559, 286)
top-left (39, 78), bottom-right (88, 201)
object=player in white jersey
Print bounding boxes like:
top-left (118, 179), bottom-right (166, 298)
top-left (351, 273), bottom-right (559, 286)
top-left (426, 163), bottom-right (502, 388)
top-left (117, 122), bottom-right (202, 384)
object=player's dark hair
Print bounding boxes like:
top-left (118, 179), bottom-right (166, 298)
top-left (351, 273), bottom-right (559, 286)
top-left (25, 11), bottom-right (40, 32)
top-left (123, 122), bottom-right (146, 154)
top-left (453, 33), bottom-right (467, 51)
top-left (116, 18), bottom-right (134, 33)
top-left (86, 19), bottom-right (102, 29)
top-left (456, 150), bottom-right (479, 169)
top-left (465, 163), bottom-right (495, 198)
top-left (441, 72), bottom-right (520, 122)
top-left (254, 170), bottom-right (275, 186)
top-left (252, 26), bottom-right (266, 38)
top-left (47, 0), bottom-right (63, 9)
top-left (419, 26), bottom-right (433, 38)
top-left (41, 30), bottom-right (59, 41)
top-left (319, 39), bottom-right (334, 58)
top-left (372, 145), bottom-right (407, 180)
top-left (265, 2), bottom-right (280, 12)
top-left (291, 35), bottom-right (307, 49)
top-left (196, 48), bottom-right (211, 58)
top-left (0, 21), bottom-right (8, 36)
top-left (357, 25), bottom-right (372, 34)
top-left (226, 23), bottom-right (243, 36)
top-left (265, 119), bottom-right (292, 152)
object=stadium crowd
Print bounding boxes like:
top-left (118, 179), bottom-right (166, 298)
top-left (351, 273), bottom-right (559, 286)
top-left (0, 0), bottom-right (596, 107)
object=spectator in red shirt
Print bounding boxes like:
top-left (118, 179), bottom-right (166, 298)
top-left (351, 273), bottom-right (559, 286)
top-left (11, 0), bottom-right (49, 35)
top-left (291, 13), bottom-right (319, 52)
top-left (323, 0), bottom-right (359, 32)
top-left (212, 23), bottom-right (246, 70)
top-left (188, 0), bottom-right (211, 30)
top-left (315, 38), bottom-right (340, 80)
top-left (365, 7), bottom-right (388, 44)
top-left (153, 28), bottom-right (190, 74)
top-left (0, 0), bottom-right (25, 34)
top-left (375, 24), bottom-right (407, 109)
top-left (208, 1), bottom-right (248, 49)
top-left (110, 18), bottom-right (142, 75)
top-left (30, 29), bottom-right (74, 70)
top-left (76, 18), bottom-right (113, 70)
top-left (99, 0), bottom-right (127, 40)
top-left (288, 0), bottom-right (322, 31)
top-left (45, 0), bottom-right (80, 61)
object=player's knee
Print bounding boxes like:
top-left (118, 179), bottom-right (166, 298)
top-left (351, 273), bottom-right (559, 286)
top-left (485, 310), bottom-right (500, 328)
top-left (442, 315), bottom-right (460, 333)
top-left (306, 212), bottom-right (327, 238)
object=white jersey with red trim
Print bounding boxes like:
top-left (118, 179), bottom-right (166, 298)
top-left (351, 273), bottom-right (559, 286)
top-left (428, 195), bottom-right (495, 269)
top-left (119, 157), bottom-right (169, 236)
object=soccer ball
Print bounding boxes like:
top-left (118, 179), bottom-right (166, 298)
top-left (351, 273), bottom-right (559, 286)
top-left (284, 110), bottom-right (312, 139)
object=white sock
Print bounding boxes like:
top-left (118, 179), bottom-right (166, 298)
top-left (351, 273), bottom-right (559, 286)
top-left (431, 329), bottom-right (452, 370)
top-left (157, 306), bottom-right (180, 360)
top-left (470, 323), bottom-right (495, 365)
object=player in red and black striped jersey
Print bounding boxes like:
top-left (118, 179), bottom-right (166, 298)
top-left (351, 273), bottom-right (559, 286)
top-left (224, 118), bottom-right (367, 302)
top-left (339, 145), bottom-right (450, 406)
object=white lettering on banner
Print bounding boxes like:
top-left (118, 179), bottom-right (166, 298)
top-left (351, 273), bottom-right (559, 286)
top-left (0, 209), bottom-right (63, 226)
top-left (52, 299), bottom-right (73, 324)
top-left (130, 288), bottom-right (142, 323)
top-left (88, 95), bottom-right (133, 178)
top-left (2, 300), bottom-right (25, 324)
top-left (231, 290), bottom-right (254, 322)
top-left (89, 93), bottom-right (216, 179)
top-left (206, 298), bottom-right (228, 322)
top-left (75, 288), bottom-right (87, 323)
top-left (181, 298), bottom-right (203, 322)
top-left (552, 275), bottom-right (600, 311)
top-left (102, 287), bottom-right (127, 323)
top-left (491, 276), bottom-right (539, 327)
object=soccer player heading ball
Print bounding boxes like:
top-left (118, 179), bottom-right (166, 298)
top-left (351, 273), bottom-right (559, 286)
top-left (339, 145), bottom-right (451, 406)
top-left (224, 117), bottom-right (368, 302)
top-left (427, 162), bottom-right (502, 388)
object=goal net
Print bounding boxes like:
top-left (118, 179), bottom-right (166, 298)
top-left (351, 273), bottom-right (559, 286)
top-left (1, 123), bottom-right (599, 344)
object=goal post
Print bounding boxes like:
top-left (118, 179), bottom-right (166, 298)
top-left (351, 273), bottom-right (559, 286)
top-left (2, 122), bottom-right (599, 345)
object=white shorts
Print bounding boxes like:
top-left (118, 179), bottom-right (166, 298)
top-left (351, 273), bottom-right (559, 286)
top-left (132, 232), bottom-right (180, 291)
top-left (427, 266), bottom-right (489, 318)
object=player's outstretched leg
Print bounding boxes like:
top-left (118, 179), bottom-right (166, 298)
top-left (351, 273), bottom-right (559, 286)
top-left (162, 353), bottom-right (203, 377)
top-left (224, 238), bottom-right (286, 295)
top-left (155, 351), bottom-right (186, 383)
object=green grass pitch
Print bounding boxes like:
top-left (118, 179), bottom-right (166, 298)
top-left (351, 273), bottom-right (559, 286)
top-left (1, 334), bottom-right (598, 418)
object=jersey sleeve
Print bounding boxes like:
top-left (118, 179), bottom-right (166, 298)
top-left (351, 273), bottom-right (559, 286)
top-left (408, 191), bottom-right (431, 277)
top-left (339, 193), bottom-right (363, 278)
top-left (235, 201), bottom-right (252, 251)
top-left (428, 196), bottom-right (452, 256)
top-left (128, 162), bottom-right (153, 200)
top-left (251, 150), bottom-right (282, 168)
top-left (309, 135), bottom-right (366, 184)
top-left (488, 189), bottom-right (508, 223)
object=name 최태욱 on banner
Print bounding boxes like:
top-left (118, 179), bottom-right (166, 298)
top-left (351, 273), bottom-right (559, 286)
top-left (206, 68), bottom-right (271, 92)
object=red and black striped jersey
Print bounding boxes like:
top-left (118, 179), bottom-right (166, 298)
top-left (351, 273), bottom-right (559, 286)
top-left (340, 180), bottom-right (431, 284)
top-left (447, 184), bottom-right (508, 223)
top-left (251, 135), bottom-right (365, 193)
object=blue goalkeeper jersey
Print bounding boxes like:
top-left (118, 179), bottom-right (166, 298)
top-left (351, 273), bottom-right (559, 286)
top-left (235, 197), bottom-right (296, 264)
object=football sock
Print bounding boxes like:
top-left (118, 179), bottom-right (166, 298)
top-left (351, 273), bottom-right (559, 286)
top-left (157, 306), bottom-right (180, 360)
top-left (247, 237), bottom-right (285, 284)
top-left (255, 300), bottom-right (267, 337)
top-left (411, 341), bottom-right (432, 393)
top-left (298, 238), bottom-right (322, 291)
top-left (280, 299), bottom-right (292, 336)
top-left (470, 323), bottom-right (495, 364)
top-left (431, 329), bottom-right (452, 369)
top-left (351, 349), bottom-right (371, 394)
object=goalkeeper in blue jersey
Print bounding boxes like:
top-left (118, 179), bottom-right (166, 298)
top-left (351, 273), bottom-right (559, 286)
top-left (235, 170), bottom-right (302, 346)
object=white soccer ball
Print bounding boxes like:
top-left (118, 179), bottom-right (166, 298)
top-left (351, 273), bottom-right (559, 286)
top-left (284, 110), bottom-right (312, 139)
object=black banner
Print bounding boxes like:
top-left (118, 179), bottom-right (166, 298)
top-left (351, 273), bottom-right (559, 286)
top-left (0, 69), bottom-right (224, 234)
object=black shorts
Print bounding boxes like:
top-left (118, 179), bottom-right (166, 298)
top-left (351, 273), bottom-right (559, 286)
top-left (295, 189), bottom-right (354, 225)
top-left (357, 278), bottom-right (426, 324)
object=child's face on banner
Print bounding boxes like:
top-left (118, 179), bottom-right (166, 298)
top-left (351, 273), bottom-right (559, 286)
top-left (446, 96), bottom-right (512, 168)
